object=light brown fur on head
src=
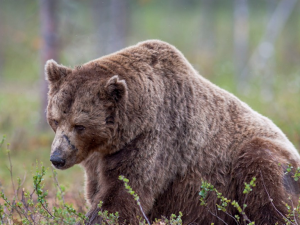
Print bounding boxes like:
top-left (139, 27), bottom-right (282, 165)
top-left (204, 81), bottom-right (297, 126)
top-left (45, 40), bottom-right (300, 224)
top-left (46, 64), bottom-right (128, 169)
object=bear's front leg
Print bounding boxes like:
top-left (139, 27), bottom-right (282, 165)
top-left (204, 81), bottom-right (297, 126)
top-left (84, 179), bottom-right (153, 225)
top-left (82, 149), bottom-right (157, 225)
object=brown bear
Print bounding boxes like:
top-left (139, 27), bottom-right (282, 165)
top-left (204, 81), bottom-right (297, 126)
top-left (45, 40), bottom-right (300, 225)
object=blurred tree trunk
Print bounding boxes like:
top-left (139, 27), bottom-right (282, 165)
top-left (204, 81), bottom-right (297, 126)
top-left (106, 0), bottom-right (129, 54)
top-left (266, 0), bottom-right (276, 15)
top-left (234, 0), bottom-right (249, 89)
top-left (199, 0), bottom-right (215, 76)
top-left (260, 0), bottom-right (277, 100)
top-left (0, 0), bottom-right (4, 82)
top-left (91, 0), bottom-right (110, 56)
top-left (240, 0), bottom-right (297, 98)
top-left (39, 0), bottom-right (59, 130)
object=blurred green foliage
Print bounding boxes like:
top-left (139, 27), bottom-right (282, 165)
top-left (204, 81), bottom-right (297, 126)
top-left (0, 0), bottom-right (300, 197)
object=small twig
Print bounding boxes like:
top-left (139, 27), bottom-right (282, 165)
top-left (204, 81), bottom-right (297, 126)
top-left (15, 172), bottom-right (26, 203)
top-left (39, 198), bottom-right (55, 219)
top-left (51, 167), bottom-right (65, 204)
top-left (20, 171), bottom-right (27, 187)
top-left (15, 205), bottom-right (33, 225)
top-left (7, 150), bottom-right (16, 197)
top-left (240, 209), bottom-right (251, 224)
top-left (34, 179), bottom-right (55, 220)
top-left (224, 211), bottom-right (239, 225)
top-left (35, 187), bottom-right (72, 225)
top-left (242, 193), bottom-right (248, 212)
top-left (6, 152), bottom-right (31, 223)
top-left (241, 195), bottom-right (252, 224)
top-left (206, 208), bottom-right (229, 225)
top-left (21, 188), bottom-right (36, 225)
top-left (30, 188), bottom-right (35, 199)
top-left (6, 187), bottom-right (31, 224)
top-left (289, 196), bottom-right (299, 225)
top-left (87, 207), bottom-right (99, 225)
top-left (259, 169), bottom-right (294, 224)
top-left (5, 148), bottom-right (17, 217)
top-left (12, 202), bottom-right (23, 220)
top-left (2, 193), bottom-right (14, 219)
top-left (138, 202), bottom-right (151, 225)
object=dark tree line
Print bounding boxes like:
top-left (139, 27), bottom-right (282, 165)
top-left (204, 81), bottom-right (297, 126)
top-left (39, 0), bottom-right (59, 129)
top-left (0, 0), bottom-right (4, 82)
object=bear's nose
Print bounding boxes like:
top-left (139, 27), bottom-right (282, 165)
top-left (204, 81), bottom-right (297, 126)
top-left (50, 155), bottom-right (66, 168)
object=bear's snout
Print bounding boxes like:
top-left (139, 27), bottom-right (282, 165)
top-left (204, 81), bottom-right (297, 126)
top-left (50, 150), bottom-right (66, 168)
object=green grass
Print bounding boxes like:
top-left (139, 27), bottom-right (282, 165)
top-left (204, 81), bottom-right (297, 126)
top-left (0, 83), bottom-right (84, 196)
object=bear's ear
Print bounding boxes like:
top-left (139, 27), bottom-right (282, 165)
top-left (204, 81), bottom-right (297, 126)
top-left (45, 59), bottom-right (71, 84)
top-left (105, 75), bottom-right (128, 102)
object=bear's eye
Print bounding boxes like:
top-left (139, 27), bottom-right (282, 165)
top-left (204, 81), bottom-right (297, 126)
top-left (74, 125), bottom-right (86, 132)
top-left (53, 120), bottom-right (59, 126)
top-left (105, 116), bottom-right (114, 125)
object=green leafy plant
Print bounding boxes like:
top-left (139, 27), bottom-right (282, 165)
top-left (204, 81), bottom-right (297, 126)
top-left (0, 135), bottom-right (87, 224)
top-left (119, 175), bottom-right (183, 225)
top-left (119, 175), bottom-right (151, 225)
top-left (1, 134), bottom-right (300, 225)
top-left (199, 177), bottom-right (256, 225)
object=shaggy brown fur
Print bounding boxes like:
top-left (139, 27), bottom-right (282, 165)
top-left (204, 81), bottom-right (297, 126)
top-left (45, 40), bottom-right (300, 225)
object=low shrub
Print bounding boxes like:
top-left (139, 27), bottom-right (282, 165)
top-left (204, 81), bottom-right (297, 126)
top-left (1, 135), bottom-right (300, 225)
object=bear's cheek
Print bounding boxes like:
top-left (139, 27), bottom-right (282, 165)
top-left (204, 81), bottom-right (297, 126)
top-left (74, 141), bottom-right (88, 157)
top-left (82, 126), bottom-right (110, 146)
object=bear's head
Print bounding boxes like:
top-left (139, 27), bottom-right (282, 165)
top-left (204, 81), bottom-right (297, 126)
top-left (45, 60), bottom-right (129, 169)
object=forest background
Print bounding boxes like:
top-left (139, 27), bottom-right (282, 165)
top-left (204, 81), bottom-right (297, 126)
top-left (0, 0), bottom-right (300, 209)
